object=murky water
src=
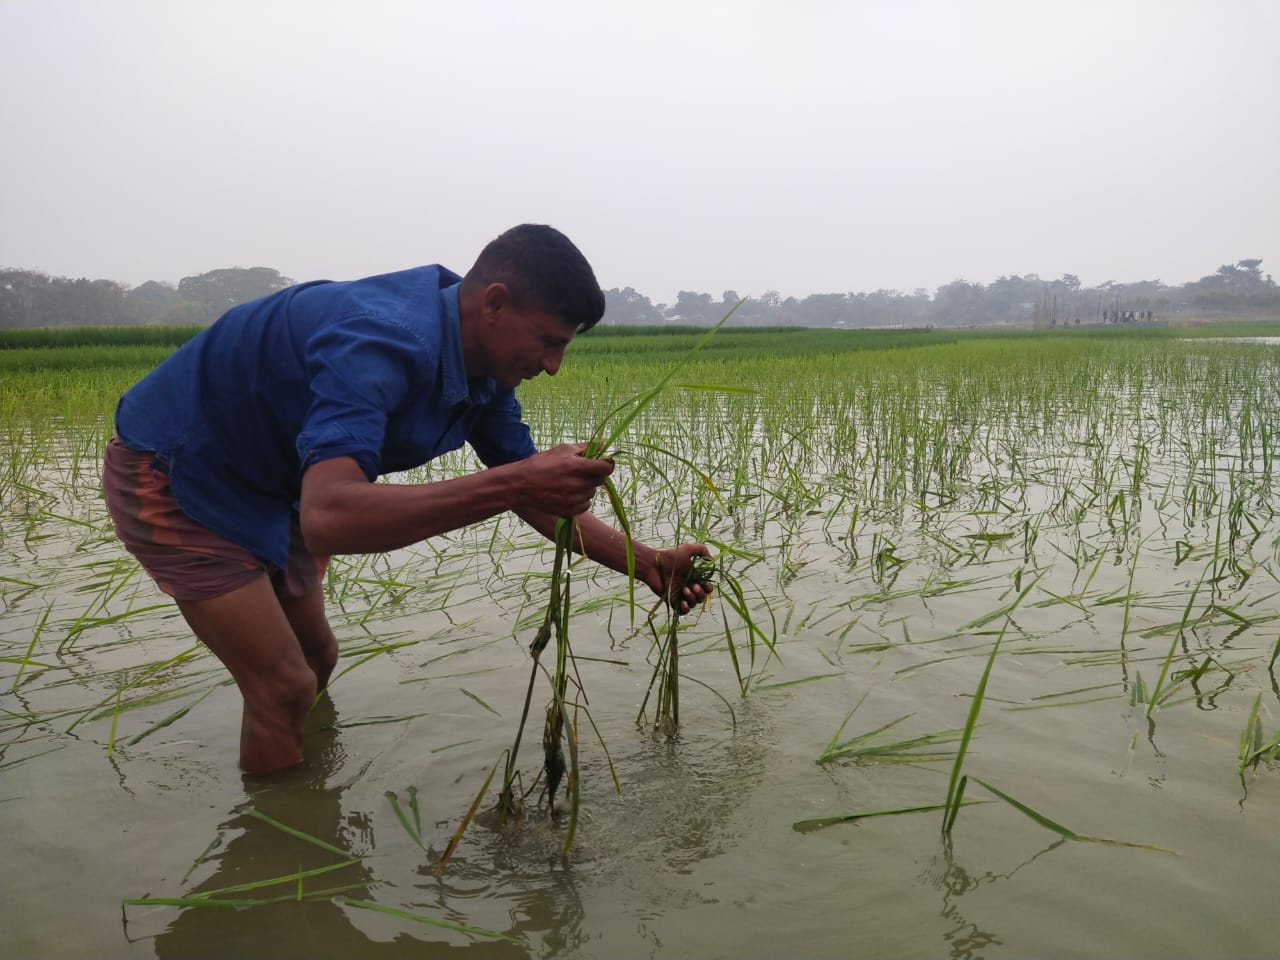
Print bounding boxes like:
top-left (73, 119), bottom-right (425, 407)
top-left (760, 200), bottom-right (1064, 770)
top-left (3, 342), bottom-right (1279, 959)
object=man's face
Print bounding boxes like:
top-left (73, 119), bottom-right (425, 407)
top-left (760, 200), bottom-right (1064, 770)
top-left (485, 305), bottom-right (578, 390)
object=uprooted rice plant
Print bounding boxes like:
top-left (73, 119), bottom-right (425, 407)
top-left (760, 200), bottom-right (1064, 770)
top-left (450, 312), bottom-right (758, 862)
top-left (2, 321), bottom-right (1279, 958)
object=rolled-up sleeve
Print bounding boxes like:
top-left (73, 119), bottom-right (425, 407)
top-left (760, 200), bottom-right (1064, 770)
top-left (296, 314), bottom-right (428, 481)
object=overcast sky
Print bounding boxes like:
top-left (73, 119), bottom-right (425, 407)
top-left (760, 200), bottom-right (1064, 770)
top-left (2, 0), bottom-right (1277, 303)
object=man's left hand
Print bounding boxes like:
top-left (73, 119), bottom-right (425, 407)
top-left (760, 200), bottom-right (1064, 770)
top-left (651, 543), bottom-right (714, 615)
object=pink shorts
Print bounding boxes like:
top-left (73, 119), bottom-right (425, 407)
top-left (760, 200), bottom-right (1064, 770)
top-left (102, 437), bottom-right (329, 602)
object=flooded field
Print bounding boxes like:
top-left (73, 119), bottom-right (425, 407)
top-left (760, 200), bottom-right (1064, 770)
top-left (2, 327), bottom-right (1278, 958)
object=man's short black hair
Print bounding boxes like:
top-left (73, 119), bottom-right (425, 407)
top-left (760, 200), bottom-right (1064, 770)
top-left (463, 224), bottom-right (605, 333)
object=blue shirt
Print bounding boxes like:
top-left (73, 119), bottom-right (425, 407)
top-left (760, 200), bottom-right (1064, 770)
top-left (115, 265), bottom-right (537, 569)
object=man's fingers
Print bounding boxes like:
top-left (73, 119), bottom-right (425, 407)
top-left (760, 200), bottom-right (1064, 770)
top-left (580, 458), bottom-right (614, 478)
top-left (570, 448), bottom-right (614, 474)
top-left (552, 443), bottom-right (613, 477)
top-left (526, 444), bottom-right (614, 515)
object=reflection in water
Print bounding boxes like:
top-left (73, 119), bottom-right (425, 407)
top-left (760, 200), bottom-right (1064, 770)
top-left (131, 669), bottom-right (772, 957)
top-left (412, 850), bottom-right (589, 958)
top-left (148, 700), bottom-right (535, 959)
top-left (921, 838), bottom-right (1065, 960)
top-left (422, 703), bottom-right (774, 957)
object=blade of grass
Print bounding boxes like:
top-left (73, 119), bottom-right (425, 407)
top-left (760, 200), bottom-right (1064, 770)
top-left (10, 601), bottom-right (52, 691)
top-left (242, 809), bottom-right (359, 859)
top-left (340, 898), bottom-right (523, 943)
top-left (436, 755), bottom-right (502, 874)
top-left (459, 688), bottom-right (501, 717)
top-left (794, 801), bottom-right (987, 834)
top-left (1146, 561), bottom-right (1210, 717)
top-left (942, 572), bottom-right (1041, 834)
top-left (970, 777), bottom-right (1176, 853)
top-left (385, 788), bottom-right (428, 852)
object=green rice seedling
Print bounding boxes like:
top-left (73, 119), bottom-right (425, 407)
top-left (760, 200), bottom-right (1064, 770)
top-left (9, 601), bottom-right (53, 692)
top-left (817, 703), bottom-right (962, 766)
top-left (330, 712), bottom-right (432, 730)
top-left (122, 861), bottom-right (365, 911)
top-left (966, 777), bottom-right (1175, 853)
top-left (942, 574), bottom-right (1041, 835)
top-left (1118, 536), bottom-right (1148, 653)
top-left (123, 681), bottom-right (227, 748)
top-left (754, 673), bottom-right (844, 692)
top-left (385, 786), bottom-right (429, 853)
top-left (637, 553), bottom-right (717, 737)
top-left (1006, 682), bottom-right (1125, 712)
top-left (60, 643), bottom-right (205, 736)
top-left (702, 549), bottom-right (777, 691)
top-left (1238, 693), bottom-right (1280, 772)
top-left (794, 801), bottom-right (983, 834)
top-left (340, 899), bottom-right (523, 944)
top-left (1145, 561), bottom-right (1211, 717)
top-left (60, 601), bottom-right (171, 653)
top-left (485, 305), bottom-right (745, 856)
top-left (121, 808), bottom-right (373, 922)
top-left (242, 808), bottom-right (356, 857)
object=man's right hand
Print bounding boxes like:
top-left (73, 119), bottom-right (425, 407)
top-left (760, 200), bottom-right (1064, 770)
top-left (516, 443), bottom-right (615, 518)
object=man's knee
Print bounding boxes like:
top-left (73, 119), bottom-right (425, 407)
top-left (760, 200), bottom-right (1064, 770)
top-left (235, 660), bottom-right (317, 774)
top-left (246, 658), bottom-right (318, 723)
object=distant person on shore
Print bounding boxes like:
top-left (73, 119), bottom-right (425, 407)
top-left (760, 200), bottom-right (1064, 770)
top-left (102, 224), bottom-right (711, 775)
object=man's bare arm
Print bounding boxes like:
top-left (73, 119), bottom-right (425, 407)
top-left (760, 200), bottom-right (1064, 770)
top-left (516, 505), bottom-right (712, 613)
top-left (300, 444), bottom-right (613, 556)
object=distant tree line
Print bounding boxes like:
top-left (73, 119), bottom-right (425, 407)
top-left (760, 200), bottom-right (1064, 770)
top-left (0, 267), bottom-right (294, 328)
top-left (1, 259), bottom-right (1276, 330)
top-left (605, 259), bottom-right (1279, 328)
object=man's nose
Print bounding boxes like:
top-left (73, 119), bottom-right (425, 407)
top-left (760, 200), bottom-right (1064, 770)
top-left (542, 349), bottom-right (564, 376)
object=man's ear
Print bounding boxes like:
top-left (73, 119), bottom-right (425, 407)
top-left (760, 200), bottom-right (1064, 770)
top-left (481, 282), bottom-right (510, 322)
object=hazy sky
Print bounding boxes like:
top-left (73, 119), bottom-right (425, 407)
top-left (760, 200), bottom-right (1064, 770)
top-left (2, 0), bottom-right (1277, 303)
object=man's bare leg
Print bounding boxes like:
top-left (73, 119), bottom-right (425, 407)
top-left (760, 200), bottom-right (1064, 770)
top-left (177, 576), bottom-right (317, 775)
top-left (279, 584), bottom-right (338, 693)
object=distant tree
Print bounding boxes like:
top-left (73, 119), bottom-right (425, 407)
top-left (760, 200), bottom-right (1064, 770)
top-left (984, 275), bottom-right (1042, 323)
top-left (931, 279), bottom-right (986, 326)
top-left (1184, 259), bottom-right (1275, 312)
top-left (0, 269), bottom-right (137, 327)
top-left (795, 292), bottom-right (848, 326)
top-left (177, 267), bottom-right (295, 312)
top-left (601, 286), bottom-right (661, 325)
top-left (0, 269), bottom-right (47, 327)
top-left (736, 289), bottom-right (781, 326)
top-left (667, 290), bottom-right (717, 323)
top-left (126, 280), bottom-right (179, 323)
top-left (1111, 279), bottom-right (1167, 311)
